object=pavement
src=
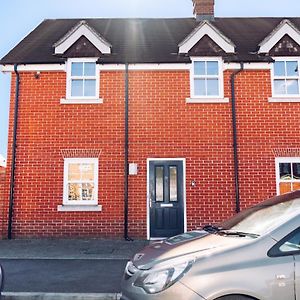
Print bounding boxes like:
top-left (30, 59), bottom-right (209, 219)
top-left (0, 238), bottom-right (149, 300)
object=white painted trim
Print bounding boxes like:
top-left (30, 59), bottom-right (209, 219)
top-left (146, 158), bottom-right (187, 240)
top-left (60, 98), bottom-right (103, 104)
top-left (179, 21), bottom-right (235, 54)
top-left (275, 157), bottom-right (300, 195)
top-left (1, 62), bottom-right (274, 73)
top-left (223, 63), bottom-right (272, 70)
top-left (0, 64), bottom-right (66, 72)
top-left (259, 19), bottom-right (300, 54)
top-left (63, 157), bottom-right (99, 206)
top-left (54, 21), bottom-right (111, 54)
top-left (186, 97), bottom-right (229, 103)
top-left (269, 97), bottom-right (300, 102)
top-left (190, 57), bottom-right (224, 99)
top-left (66, 58), bottom-right (100, 100)
top-left (57, 205), bottom-right (102, 212)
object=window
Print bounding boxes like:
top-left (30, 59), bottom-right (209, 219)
top-left (190, 58), bottom-right (223, 99)
top-left (272, 59), bottom-right (300, 96)
top-left (66, 58), bottom-right (100, 101)
top-left (63, 158), bottom-right (98, 205)
top-left (276, 158), bottom-right (300, 195)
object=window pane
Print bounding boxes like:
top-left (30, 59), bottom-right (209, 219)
top-left (279, 231), bottom-right (300, 252)
top-left (274, 79), bottom-right (286, 95)
top-left (81, 183), bottom-right (94, 200)
top-left (68, 183), bottom-right (81, 201)
top-left (207, 61), bottom-right (218, 75)
top-left (71, 80), bottom-right (83, 97)
top-left (274, 61), bottom-right (285, 76)
top-left (279, 182), bottom-right (292, 195)
top-left (280, 163), bottom-right (292, 180)
top-left (155, 166), bottom-right (164, 202)
top-left (194, 62), bottom-right (205, 75)
top-left (286, 80), bottom-right (299, 94)
top-left (207, 79), bottom-right (219, 96)
top-left (169, 167), bottom-right (177, 202)
top-left (71, 62), bottom-right (83, 76)
top-left (286, 61), bottom-right (298, 76)
top-left (84, 62), bottom-right (96, 76)
top-left (80, 163), bottom-right (94, 181)
top-left (293, 163), bottom-right (300, 180)
top-left (293, 182), bottom-right (300, 191)
top-left (84, 79), bottom-right (96, 97)
top-left (68, 163), bottom-right (81, 181)
top-left (194, 79), bottom-right (206, 96)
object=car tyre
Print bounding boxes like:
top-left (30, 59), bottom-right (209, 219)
top-left (216, 295), bottom-right (257, 300)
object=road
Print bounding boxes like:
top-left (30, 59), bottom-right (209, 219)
top-left (0, 259), bottom-right (127, 293)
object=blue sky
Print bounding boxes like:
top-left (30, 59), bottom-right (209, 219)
top-left (1, 0), bottom-right (300, 158)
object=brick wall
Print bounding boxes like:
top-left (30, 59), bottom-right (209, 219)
top-left (0, 166), bottom-right (6, 238)
top-left (3, 67), bottom-right (298, 238)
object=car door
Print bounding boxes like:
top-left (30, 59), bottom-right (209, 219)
top-left (269, 227), bottom-right (300, 300)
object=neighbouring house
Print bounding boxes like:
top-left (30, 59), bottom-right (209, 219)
top-left (0, 165), bottom-right (6, 237)
top-left (1, 0), bottom-right (300, 239)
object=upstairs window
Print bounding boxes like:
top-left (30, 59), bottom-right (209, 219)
top-left (191, 58), bottom-right (223, 99)
top-left (66, 58), bottom-right (99, 100)
top-left (272, 59), bottom-right (300, 96)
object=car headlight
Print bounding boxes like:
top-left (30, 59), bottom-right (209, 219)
top-left (134, 260), bottom-right (194, 294)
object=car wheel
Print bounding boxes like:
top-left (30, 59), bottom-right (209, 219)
top-left (216, 295), bottom-right (257, 300)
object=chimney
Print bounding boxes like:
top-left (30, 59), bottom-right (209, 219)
top-left (192, 0), bottom-right (215, 21)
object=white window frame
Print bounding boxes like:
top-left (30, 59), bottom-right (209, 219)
top-left (187, 57), bottom-right (228, 103)
top-left (270, 57), bottom-right (300, 102)
top-left (275, 157), bottom-right (300, 195)
top-left (64, 58), bottom-right (101, 103)
top-left (63, 157), bottom-right (99, 206)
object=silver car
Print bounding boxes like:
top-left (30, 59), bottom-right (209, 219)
top-left (121, 191), bottom-right (300, 300)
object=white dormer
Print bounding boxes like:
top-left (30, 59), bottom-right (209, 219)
top-left (53, 20), bottom-right (111, 55)
top-left (178, 20), bottom-right (235, 54)
top-left (259, 19), bottom-right (300, 54)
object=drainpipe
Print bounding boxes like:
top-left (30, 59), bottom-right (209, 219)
top-left (230, 62), bottom-right (243, 214)
top-left (8, 64), bottom-right (20, 239)
top-left (124, 63), bottom-right (132, 241)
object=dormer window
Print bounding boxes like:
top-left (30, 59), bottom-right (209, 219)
top-left (272, 59), bottom-right (300, 96)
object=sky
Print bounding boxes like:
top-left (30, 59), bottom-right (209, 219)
top-left (1, 0), bottom-right (300, 159)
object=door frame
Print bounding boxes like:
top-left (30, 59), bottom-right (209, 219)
top-left (146, 158), bottom-right (187, 240)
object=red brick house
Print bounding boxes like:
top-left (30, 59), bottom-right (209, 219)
top-left (1, 0), bottom-right (300, 239)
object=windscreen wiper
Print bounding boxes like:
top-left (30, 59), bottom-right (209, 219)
top-left (202, 225), bottom-right (223, 233)
top-left (217, 230), bottom-right (260, 238)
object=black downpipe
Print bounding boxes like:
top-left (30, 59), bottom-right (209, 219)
top-left (230, 62), bottom-right (244, 214)
top-left (124, 63), bottom-right (133, 241)
top-left (8, 64), bottom-right (20, 239)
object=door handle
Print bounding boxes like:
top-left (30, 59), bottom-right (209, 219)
top-left (276, 275), bottom-right (287, 280)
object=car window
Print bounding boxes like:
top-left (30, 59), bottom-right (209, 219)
top-left (279, 231), bottom-right (300, 253)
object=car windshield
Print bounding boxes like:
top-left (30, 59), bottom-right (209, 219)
top-left (220, 196), bottom-right (300, 236)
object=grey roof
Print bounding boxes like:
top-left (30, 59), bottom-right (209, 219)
top-left (1, 17), bottom-right (300, 65)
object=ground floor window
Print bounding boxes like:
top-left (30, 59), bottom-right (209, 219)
top-left (276, 157), bottom-right (300, 195)
top-left (63, 158), bottom-right (98, 205)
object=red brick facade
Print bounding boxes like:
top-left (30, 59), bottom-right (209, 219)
top-left (0, 166), bottom-right (5, 238)
top-left (2, 66), bottom-right (298, 239)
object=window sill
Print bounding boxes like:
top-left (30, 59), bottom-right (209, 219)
top-left (57, 205), bottom-right (102, 212)
top-left (60, 98), bottom-right (103, 104)
top-left (186, 97), bottom-right (229, 104)
top-left (268, 97), bottom-right (300, 103)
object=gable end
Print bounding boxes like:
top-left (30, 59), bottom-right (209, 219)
top-left (269, 34), bottom-right (300, 56)
top-left (54, 20), bottom-right (111, 55)
top-left (188, 34), bottom-right (226, 56)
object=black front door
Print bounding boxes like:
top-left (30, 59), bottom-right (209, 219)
top-left (149, 160), bottom-right (184, 238)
